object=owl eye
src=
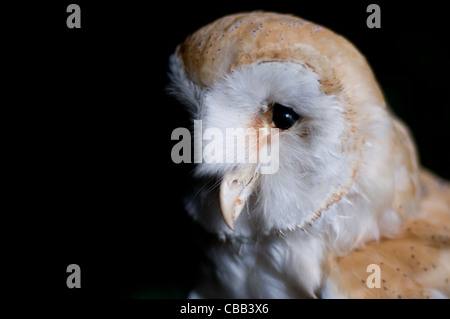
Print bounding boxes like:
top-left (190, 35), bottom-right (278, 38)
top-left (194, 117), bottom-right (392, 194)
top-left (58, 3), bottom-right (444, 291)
top-left (271, 103), bottom-right (301, 130)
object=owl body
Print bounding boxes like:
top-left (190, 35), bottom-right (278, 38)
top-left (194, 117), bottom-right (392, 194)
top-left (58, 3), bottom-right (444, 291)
top-left (169, 12), bottom-right (450, 298)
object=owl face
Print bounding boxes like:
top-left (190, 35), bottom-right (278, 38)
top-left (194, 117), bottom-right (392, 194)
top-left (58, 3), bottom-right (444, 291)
top-left (170, 55), bottom-right (359, 235)
top-left (168, 12), bottom-right (385, 237)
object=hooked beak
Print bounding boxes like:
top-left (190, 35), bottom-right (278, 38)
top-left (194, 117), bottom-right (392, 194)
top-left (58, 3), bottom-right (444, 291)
top-left (219, 165), bottom-right (261, 231)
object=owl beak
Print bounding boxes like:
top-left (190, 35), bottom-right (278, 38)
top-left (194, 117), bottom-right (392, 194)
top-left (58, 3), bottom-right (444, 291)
top-left (219, 165), bottom-right (260, 231)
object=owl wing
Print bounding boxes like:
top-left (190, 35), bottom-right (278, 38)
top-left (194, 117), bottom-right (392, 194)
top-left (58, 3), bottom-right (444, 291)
top-left (325, 169), bottom-right (450, 298)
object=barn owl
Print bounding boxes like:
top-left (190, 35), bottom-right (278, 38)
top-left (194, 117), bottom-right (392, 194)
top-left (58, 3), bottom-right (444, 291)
top-left (168, 12), bottom-right (450, 298)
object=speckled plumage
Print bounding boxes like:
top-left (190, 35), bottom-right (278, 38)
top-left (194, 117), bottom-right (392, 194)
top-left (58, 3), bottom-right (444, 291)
top-left (169, 12), bottom-right (450, 298)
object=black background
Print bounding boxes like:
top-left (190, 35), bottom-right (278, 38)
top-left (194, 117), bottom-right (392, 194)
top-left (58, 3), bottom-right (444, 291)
top-left (13, 0), bottom-right (449, 299)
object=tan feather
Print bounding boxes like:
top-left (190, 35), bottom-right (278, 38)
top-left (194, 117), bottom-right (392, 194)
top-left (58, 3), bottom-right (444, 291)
top-left (177, 12), bottom-right (384, 108)
top-left (328, 170), bottom-right (450, 298)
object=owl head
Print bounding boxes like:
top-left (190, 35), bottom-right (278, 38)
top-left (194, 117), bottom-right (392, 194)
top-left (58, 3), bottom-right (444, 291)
top-left (168, 12), bottom-right (419, 245)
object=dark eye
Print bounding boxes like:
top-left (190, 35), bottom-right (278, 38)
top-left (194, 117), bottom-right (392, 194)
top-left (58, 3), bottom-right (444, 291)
top-left (272, 103), bottom-right (301, 130)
